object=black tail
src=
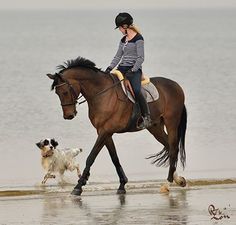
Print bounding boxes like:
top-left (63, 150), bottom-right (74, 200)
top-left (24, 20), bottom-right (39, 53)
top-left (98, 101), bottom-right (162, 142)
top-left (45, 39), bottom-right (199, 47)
top-left (178, 105), bottom-right (187, 168)
top-left (147, 105), bottom-right (187, 168)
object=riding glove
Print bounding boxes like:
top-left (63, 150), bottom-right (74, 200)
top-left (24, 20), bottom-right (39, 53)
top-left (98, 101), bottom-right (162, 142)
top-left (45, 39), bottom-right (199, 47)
top-left (105, 67), bottom-right (112, 73)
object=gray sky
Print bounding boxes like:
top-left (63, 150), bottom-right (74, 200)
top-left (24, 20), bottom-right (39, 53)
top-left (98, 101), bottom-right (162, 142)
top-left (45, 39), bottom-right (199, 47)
top-left (0, 0), bottom-right (236, 10)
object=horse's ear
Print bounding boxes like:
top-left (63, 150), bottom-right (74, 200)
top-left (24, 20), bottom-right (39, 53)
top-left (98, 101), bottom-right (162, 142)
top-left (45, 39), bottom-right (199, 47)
top-left (46, 73), bottom-right (55, 80)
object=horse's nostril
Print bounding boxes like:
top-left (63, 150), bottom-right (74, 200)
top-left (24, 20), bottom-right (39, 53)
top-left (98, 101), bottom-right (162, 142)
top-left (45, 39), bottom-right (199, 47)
top-left (64, 115), bottom-right (74, 120)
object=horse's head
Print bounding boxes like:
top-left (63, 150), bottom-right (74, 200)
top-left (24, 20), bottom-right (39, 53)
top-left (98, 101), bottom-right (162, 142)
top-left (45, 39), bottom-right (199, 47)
top-left (47, 73), bottom-right (80, 120)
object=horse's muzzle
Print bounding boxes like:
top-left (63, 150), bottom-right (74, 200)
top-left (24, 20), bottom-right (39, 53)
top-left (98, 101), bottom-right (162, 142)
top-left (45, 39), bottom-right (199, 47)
top-left (64, 111), bottom-right (77, 120)
top-left (64, 115), bottom-right (74, 120)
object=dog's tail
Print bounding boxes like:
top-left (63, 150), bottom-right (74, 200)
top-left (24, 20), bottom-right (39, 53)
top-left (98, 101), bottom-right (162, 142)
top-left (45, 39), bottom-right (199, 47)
top-left (71, 148), bottom-right (83, 157)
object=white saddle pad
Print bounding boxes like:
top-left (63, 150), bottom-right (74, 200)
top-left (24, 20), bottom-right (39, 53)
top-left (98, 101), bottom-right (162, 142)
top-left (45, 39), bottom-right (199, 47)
top-left (120, 80), bottom-right (159, 103)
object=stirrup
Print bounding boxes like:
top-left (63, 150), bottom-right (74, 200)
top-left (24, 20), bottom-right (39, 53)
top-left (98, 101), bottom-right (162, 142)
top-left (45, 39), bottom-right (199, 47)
top-left (137, 115), bottom-right (152, 129)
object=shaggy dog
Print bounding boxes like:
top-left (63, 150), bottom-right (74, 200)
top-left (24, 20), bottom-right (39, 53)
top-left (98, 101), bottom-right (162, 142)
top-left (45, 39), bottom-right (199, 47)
top-left (36, 138), bottom-right (82, 184)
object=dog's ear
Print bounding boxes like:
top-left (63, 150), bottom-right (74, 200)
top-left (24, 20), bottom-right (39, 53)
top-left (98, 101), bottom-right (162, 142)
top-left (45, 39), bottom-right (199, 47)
top-left (36, 142), bottom-right (42, 149)
top-left (51, 139), bottom-right (58, 148)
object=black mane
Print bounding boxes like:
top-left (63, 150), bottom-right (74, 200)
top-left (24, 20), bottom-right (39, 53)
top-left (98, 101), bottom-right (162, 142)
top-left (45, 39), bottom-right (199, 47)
top-left (57, 56), bottom-right (101, 73)
top-left (50, 57), bottom-right (104, 90)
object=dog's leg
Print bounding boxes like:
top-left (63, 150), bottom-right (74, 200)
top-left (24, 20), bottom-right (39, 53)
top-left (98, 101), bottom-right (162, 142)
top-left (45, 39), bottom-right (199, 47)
top-left (76, 165), bottom-right (81, 178)
top-left (42, 173), bottom-right (56, 184)
top-left (42, 174), bottom-right (50, 184)
top-left (67, 163), bottom-right (81, 178)
top-left (59, 173), bottom-right (66, 184)
top-left (42, 175), bottom-right (48, 184)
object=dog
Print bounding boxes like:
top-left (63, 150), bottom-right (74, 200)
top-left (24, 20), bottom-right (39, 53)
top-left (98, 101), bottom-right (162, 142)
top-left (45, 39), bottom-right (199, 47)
top-left (36, 138), bottom-right (82, 184)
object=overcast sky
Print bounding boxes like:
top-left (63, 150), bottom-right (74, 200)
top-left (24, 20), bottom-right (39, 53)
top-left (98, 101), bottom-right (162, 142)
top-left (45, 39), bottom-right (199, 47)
top-left (0, 0), bottom-right (236, 10)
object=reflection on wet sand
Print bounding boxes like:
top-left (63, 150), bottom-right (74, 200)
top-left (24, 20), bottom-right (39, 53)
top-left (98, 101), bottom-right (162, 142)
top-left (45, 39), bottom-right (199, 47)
top-left (71, 194), bottom-right (126, 225)
top-left (1, 182), bottom-right (235, 225)
top-left (161, 191), bottom-right (188, 225)
top-left (40, 193), bottom-right (127, 225)
top-left (40, 190), bottom-right (190, 225)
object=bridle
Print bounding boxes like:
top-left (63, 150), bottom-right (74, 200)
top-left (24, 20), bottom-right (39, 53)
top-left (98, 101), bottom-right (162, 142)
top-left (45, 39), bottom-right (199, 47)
top-left (55, 81), bottom-right (79, 107)
top-left (55, 73), bottom-right (123, 107)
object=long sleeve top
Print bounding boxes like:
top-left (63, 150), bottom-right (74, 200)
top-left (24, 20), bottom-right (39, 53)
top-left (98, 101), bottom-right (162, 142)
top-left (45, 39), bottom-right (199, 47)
top-left (109, 33), bottom-right (144, 72)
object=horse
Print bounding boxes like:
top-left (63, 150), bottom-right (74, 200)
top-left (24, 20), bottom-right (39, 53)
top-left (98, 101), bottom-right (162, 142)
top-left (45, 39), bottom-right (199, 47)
top-left (47, 56), bottom-right (187, 196)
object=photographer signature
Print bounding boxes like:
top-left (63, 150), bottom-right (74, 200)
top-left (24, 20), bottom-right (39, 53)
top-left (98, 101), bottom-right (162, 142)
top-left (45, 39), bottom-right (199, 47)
top-left (208, 204), bottom-right (230, 220)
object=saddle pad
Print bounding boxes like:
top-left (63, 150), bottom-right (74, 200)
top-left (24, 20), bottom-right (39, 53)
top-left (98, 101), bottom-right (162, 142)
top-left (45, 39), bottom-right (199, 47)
top-left (112, 70), bottom-right (159, 103)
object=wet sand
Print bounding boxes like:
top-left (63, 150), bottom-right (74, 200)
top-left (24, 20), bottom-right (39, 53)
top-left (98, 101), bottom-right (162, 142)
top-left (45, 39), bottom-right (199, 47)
top-left (0, 180), bottom-right (236, 225)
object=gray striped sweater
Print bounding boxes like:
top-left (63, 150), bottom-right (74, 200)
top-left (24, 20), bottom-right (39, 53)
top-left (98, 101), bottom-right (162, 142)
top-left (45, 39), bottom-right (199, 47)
top-left (109, 33), bottom-right (144, 72)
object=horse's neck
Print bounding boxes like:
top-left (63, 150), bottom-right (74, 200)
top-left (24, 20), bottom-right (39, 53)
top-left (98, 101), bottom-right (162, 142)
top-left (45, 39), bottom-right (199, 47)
top-left (74, 69), bottom-right (112, 101)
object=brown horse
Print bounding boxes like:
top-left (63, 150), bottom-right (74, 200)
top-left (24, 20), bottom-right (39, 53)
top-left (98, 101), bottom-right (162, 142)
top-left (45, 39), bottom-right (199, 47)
top-left (47, 57), bottom-right (187, 196)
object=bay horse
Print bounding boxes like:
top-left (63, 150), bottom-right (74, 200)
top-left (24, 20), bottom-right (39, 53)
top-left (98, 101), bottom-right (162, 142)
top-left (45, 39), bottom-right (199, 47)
top-left (47, 57), bottom-right (187, 196)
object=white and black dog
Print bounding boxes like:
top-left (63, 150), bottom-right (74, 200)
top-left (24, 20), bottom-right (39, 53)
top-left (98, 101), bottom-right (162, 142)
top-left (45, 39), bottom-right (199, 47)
top-left (36, 138), bottom-right (82, 184)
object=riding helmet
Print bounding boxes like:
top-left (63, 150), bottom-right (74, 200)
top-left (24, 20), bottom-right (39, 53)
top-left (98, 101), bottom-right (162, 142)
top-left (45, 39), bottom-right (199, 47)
top-left (115, 12), bottom-right (133, 29)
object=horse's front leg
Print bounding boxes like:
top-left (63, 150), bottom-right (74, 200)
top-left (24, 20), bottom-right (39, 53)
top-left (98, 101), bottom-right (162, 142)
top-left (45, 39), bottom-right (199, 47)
top-left (71, 132), bottom-right (109, 196)
top-left (105, 136), bottom-right (128, 194)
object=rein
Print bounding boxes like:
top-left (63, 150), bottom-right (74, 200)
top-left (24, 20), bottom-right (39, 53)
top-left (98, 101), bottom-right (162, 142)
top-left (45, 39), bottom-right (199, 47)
top-left (92, 75), bottom-right (124, 100)
top-left (55, 73), bottom-right (123, 106)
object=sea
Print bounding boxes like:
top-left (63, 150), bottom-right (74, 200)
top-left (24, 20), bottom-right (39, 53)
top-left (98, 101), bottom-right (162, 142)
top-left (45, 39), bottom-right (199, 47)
top-left (0, 8), bottom-right (236, 189)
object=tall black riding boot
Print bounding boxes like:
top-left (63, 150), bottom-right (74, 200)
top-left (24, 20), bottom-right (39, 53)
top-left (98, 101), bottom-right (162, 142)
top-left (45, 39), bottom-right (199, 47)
top-left (136, 92), bottom-right (152, 129)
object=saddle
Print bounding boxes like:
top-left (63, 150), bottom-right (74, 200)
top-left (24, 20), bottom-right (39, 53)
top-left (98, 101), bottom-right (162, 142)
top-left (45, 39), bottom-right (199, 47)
top-left (111, 70), bottom-right (159, 132)
top-left (112, 70), bottom-right (159, 103)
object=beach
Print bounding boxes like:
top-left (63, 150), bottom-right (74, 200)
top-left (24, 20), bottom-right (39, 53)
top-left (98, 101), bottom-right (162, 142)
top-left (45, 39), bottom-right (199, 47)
top-left (0, 7), bottom-right (236, 225)
top-left (0, 180), bottom-right (236, 225)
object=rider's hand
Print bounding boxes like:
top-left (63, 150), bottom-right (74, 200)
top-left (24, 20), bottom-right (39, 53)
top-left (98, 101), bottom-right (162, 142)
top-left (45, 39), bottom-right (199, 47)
top-left (105, 67), bottom-right (112, 73)
top-left (126, 68), bottom-right (134, 76)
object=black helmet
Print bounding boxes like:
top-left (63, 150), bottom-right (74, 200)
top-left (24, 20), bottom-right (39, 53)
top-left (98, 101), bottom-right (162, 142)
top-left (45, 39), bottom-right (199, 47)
top-left (115, 12), bottom-right (133, 29)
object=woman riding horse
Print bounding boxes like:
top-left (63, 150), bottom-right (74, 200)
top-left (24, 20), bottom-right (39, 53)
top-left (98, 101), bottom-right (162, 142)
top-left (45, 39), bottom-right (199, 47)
top-left (47, 56), bottom-right (187, 196)
top-left (105, 12), bottom-right (151, 129)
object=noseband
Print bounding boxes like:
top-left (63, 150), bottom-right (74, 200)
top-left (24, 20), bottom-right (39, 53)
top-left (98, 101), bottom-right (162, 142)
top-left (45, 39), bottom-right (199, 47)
top-left (55, 82), bottom-right (78, 107)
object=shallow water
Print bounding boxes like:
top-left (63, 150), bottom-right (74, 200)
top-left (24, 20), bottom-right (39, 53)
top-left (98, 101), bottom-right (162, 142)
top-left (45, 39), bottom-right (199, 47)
top-left (0, 181), bottom-right (236, 225)
top-left (0, 9), bottom-right (236, 192)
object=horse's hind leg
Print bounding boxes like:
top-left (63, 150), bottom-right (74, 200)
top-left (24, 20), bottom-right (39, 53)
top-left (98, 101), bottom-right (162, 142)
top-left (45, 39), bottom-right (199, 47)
top-left (148, 118), bottom-right (185, 192)
top-left (106, 136), bottom-right (128, 194)
top-left (148, 120), bottom-right (172, 192)
top-left (166, 125), bottom-right (179, 183)
top-left (165, 118), bottom-right (186, 187)
top-left (147, 119), bottom-right (169, 165)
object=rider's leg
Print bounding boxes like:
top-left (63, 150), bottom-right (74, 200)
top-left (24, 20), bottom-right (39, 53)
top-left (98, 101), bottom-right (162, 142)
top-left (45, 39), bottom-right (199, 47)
top-left (126, 70), bottom-right (152, 128)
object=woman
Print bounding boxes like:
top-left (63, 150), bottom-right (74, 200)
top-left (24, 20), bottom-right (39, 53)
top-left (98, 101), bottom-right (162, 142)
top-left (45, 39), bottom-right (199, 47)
top-left (105, 12), bottom-right (152, 129)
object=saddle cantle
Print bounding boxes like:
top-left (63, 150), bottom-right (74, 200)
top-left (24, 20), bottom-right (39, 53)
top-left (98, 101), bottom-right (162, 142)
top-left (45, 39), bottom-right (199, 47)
top-left (112, 70), bottom-right (159, 103)
top-left (111, 70), bottom-right (159, 132)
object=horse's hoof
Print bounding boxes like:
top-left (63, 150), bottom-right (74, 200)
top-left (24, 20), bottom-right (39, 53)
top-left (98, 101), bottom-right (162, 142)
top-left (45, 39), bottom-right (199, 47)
top-left (160, 184), bottom-right (170, 193)
top-left (71, 188), bottom-right (82, 196)
top-left (178, 176), bottom-right (187, 187)
top-left (117, 189), bottom-right (126, 195)
top-left (175, 176), bottom-right (187, 187)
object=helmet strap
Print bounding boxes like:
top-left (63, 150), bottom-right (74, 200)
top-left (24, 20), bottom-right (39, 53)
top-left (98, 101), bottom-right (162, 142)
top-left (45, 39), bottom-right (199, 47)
top-left (121, 24), bottom-right (129, 35)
